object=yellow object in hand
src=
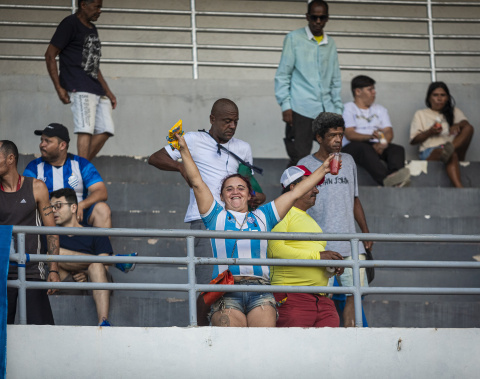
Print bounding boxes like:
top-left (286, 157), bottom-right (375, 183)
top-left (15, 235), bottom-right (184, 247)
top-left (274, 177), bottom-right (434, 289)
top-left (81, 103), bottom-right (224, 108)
top-left (166, 119), bottom-right (184, 150)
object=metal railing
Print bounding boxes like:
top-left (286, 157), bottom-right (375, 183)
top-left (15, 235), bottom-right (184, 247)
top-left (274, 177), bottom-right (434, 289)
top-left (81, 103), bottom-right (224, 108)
top-left (8, 225), bottom-right (480, 327)
top-left (0, 1), bottom-right (480, 80)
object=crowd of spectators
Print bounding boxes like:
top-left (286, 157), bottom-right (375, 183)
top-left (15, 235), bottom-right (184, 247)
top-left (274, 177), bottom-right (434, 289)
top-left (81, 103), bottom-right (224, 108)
top-left (1, 0), bottom-right (475, 328)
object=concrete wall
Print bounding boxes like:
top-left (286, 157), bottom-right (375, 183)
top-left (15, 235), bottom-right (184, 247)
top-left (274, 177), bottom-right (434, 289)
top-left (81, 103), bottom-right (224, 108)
top-left (1, 75), bottom-right (480, 161)
top-left (7, 325), bottom-right (480, 378)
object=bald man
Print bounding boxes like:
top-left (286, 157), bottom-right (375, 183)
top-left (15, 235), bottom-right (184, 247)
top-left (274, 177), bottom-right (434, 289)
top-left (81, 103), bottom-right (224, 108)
top-left (148, 98), bottom-right (265, 325)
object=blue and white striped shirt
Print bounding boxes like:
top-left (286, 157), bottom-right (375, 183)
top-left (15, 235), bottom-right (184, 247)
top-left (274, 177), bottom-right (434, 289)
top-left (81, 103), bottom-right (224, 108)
top-left (201, 200), bottom-right (280, 281)
top-left (23, 153), bottom-right (103, 202)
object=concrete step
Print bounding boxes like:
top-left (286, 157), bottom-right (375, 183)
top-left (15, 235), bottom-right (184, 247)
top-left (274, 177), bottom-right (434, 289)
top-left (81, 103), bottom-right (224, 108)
top-left (49, 294), bottom-right (189, 327)
top-left (19, 155), bottom-right (480, 189)
top-left (363, 215), bottom-right (479, 234)
top-left (49, 294), bottom-right (480, 328)
top-left (363, 299), bottom-right (480, 328)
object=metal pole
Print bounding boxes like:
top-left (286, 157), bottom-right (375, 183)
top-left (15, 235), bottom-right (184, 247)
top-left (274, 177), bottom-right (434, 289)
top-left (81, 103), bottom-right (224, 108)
top-left (350, 238), bottom-right (363, 327)
top-left (186, 236), bottom-right (198, 326)
top-left (71, 0), bottom-right (75, 14)
top-left (190, 0), bottom-right (199, 79)
top-left (426, 0), bottom-right (437, 81)
top-left (17, 233), bottom-right (27, 325)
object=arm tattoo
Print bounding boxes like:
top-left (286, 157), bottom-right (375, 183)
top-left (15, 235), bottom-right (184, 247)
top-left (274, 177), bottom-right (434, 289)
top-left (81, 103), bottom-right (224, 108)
top-left (46, 235), bottom-right (59, 255)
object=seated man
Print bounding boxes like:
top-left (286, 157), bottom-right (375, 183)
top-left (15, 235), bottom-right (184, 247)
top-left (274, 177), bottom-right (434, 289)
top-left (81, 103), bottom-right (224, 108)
top-left (50, 188), bottom-right (115, 326)
top-left (50, 188), bottom-right (136, 325)
top-left (23, 123), bottom-right (111, 228)
top-left (342, 75), bottom-right (410, 187)
top-left (267, 165), bottom-right (344, 327)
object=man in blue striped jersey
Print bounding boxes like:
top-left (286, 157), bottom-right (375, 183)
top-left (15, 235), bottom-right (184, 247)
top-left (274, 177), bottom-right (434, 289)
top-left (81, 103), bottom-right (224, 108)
top-left (23, 123), bottom-right (111, 228)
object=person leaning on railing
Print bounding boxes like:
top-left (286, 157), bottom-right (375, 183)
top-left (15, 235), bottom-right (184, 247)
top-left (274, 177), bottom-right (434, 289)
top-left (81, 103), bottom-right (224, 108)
top-left (410, 81), bottom-right (474, 188)
top-left (174, 132), bottom-right (333, 327)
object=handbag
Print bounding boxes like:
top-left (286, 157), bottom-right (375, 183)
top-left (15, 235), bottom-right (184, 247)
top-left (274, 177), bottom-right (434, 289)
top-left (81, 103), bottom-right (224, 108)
top-left (201, 270), bottom-right (234, 306)
top-left (365, 247), bottom-right (375, 284)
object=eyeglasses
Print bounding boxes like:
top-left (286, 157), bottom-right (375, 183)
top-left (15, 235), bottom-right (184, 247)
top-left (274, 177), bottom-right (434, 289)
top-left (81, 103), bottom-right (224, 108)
top-left (308, 14), bottom-right (328, 22)
top-left (50, 202), bottom-right (73, 210)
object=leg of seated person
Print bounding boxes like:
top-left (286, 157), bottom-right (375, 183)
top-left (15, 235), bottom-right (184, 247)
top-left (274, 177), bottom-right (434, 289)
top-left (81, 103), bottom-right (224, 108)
top-left (211, 308), bottom-right (247, 327)
top-left (313, 297), bottom-right (339, 328)
top-left (87, 202), bottom-right (112, 228)
top-left (343, 296), bottom-right (356, 327)
top-left (343, 142), bottom-right (387, 185)
top-left (246, 304), bottom-right (276, 327)
top-left (87, 260), bottom-right (110, 323)
top-left (58, 251), bottom-right (91, 272)
top-left (426, 148), bottom-right (443, 161)
top-left (453, 122), bottom-right (474, 161)
top-left (445, 152), bottom-right (463, 188)
top-left (381, 143), bottom-right (405, 175)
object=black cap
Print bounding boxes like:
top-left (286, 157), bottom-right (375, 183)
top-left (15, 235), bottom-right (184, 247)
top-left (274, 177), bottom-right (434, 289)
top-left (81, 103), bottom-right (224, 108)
top-left (34, 123), bottom-right (70, 143)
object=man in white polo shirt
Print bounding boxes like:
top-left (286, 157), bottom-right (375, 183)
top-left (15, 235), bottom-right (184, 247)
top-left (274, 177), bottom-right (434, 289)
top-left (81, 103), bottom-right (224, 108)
top-left (148, 98), bottom-right (265, 325)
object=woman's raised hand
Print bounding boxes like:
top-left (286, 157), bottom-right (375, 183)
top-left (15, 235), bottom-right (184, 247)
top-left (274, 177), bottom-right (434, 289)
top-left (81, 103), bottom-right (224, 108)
top-left (175, 132), bottom-right (187, 149)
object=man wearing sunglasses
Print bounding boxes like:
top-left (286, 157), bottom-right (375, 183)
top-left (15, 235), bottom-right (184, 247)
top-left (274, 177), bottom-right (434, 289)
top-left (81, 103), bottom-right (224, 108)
top-left (275, 0), bottom-right (343, 167)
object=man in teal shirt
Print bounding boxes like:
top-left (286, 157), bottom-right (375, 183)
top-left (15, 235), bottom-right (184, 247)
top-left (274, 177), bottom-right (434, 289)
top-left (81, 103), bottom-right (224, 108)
top-left (275, 0), bottom-right (342, 167)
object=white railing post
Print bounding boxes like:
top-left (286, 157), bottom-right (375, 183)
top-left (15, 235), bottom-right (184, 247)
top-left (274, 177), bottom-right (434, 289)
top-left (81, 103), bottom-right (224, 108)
top-left (190, 0), bottom-right (199, 79)
top-left (350, 238), bottom-right (363, 327)
top-left (426, 0), bottom-right (437, 82)
top-left (186, 236), bottom-right (198, 326)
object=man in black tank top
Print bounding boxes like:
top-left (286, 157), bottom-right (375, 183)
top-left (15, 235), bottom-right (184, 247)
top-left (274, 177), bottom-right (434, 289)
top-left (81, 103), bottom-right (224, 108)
top-left (0, 140), bottom-right (60, 324)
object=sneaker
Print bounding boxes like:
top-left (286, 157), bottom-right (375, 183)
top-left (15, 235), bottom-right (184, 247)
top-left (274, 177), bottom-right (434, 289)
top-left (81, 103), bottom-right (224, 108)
top-left (383, 167), bottom-right (411, 187)
top-left (99, 318), bottom-right (111, 327)
top-left (115, 252), bottom-right (138, 273)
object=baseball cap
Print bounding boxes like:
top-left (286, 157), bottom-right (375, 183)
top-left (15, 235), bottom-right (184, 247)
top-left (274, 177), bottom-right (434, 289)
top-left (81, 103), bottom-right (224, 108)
top-left (34, 123), bottom-right (70, 143)
top-left (280, 165), bottom-right (325, 188)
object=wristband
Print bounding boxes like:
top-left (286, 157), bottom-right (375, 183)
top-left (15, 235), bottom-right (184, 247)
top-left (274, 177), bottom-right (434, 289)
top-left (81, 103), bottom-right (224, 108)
top-left (49, 270), bottom-right (60, 275)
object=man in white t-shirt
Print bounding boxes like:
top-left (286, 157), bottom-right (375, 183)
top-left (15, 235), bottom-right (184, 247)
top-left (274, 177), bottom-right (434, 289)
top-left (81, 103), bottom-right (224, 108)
top-left (342, 75), bottom-right (410, 187)
top-left (148, 98), bottom-right (265, 325)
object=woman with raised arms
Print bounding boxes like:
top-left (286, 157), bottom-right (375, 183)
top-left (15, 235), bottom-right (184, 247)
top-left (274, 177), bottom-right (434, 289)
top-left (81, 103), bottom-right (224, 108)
top-left (174, 132), bottom-right (334, 327)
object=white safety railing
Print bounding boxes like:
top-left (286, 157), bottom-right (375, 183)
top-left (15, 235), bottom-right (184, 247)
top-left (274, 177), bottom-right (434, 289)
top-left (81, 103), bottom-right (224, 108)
top-left (8, 225), bottom-right (480, 327)
top-left (0, 1), bottom-right (480, 80)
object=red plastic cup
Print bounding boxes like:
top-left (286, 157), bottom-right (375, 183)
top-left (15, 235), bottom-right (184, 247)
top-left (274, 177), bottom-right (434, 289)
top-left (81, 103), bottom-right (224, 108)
top-left (329, 153), bottom-right (341, 175)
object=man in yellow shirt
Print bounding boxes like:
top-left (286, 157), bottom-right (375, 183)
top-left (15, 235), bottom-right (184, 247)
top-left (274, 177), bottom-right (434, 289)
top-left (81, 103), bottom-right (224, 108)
top-left (268, 165), bottom-right (343, 327)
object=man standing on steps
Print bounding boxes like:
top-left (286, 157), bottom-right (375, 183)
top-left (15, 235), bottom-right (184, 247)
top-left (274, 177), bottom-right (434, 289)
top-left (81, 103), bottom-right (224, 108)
top-left (45, 0), bottom-right (116, 161)
top-left (148, 98), bottom-right (266, 325)
top-left (298, 112), bottom-right (372, 327)
top-left (0, 140), bottom-right (60, 325)
top-left (275, 0), bottom-right (343, 167)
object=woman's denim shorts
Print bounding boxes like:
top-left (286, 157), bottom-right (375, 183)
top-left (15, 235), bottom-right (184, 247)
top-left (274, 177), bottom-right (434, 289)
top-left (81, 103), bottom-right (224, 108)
top-left (209, 278), bottom-right (276, 317)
